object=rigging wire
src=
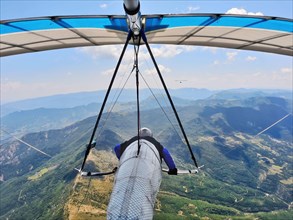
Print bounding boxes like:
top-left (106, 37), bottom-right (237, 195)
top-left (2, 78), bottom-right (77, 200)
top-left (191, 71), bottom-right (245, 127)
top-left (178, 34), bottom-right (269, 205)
top-left (211, 112), bottom-right (292, 173)
top-left (142, 54), bottom-right (182, 137)
top-left (103, 56), bottom-right (134, 105)
top-left (95, 40), bottom-right (142, 143)
top-left (0, 136), bottom-right (14, 145)
top-left (95, 61), bottom-right (135, 140)
top-left (208, 112), bottom-right (292, 174)
top-left (1, 129), bottom-right (52, 158)
top-left (95, 69), bottom-right (135, 139)
top-left (141, 31), bottom-right (199, 168)
top-left (1, 130), bottom-right (39, 146)
top-left (255, 113), bottom-right (292, 136)
top-left (143, 55), bottom-right (175, 119)
top-left (139, 71), bottom-right (183, 140)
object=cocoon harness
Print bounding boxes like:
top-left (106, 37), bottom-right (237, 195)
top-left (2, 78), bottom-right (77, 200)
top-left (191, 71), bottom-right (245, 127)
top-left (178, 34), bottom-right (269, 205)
top-left (107, 139), bottom-right (162, 220)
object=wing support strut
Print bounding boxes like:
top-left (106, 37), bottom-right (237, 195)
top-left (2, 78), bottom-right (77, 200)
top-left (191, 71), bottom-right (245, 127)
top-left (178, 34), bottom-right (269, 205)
top-left (79, 31), bottom-right (132, 172)
top-left (141, 30), bottom-right (199, 168)
top-left (78, 28), bottom-right (199, 174)
top-left (134, 36), bottom-right (142, 156)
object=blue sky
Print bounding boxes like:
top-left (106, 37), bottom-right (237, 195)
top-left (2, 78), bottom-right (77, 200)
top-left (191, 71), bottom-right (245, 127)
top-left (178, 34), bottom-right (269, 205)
top-left (1, 0), bottom-right (292, 103)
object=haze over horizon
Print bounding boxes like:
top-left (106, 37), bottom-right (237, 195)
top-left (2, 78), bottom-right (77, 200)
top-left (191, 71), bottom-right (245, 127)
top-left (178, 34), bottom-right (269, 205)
top-left (1, 87), bottom-right (292, 107)
top-left (1, 0), bottom-right (292, 103)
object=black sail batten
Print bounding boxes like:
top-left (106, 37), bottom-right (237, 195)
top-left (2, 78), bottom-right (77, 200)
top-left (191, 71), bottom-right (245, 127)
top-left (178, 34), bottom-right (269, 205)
top-left (141, 30), bottom-right (199, 168)
top-left (80, 31), bottom-right (132, 172)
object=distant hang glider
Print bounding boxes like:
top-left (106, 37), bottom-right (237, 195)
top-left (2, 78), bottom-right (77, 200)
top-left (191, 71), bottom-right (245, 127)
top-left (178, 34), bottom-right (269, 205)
top-left (1, 14), bottom-right (292, 56)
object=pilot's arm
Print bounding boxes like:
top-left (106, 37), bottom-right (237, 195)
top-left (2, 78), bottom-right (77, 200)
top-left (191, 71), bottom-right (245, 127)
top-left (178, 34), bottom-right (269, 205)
top-left (162, 148), bottom-right (177, 175)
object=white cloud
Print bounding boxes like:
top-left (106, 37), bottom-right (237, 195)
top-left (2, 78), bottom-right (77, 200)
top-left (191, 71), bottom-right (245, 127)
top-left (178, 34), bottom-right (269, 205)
top-left (187, 6), bottom-right (200, 13)
top-left (1, 81), bottom-right (22, 90)
top-left (144, 64), bottom-right (171, 75)
top-left (272, 70), bottom-right (292, 81)
top-left (248, 12), bottom-right (264, 16)
top-left (79, 45), bottom-right (196, 61)
top-left (102, 68), bottom-right (116, 76)
top-left (226, 8), bottom-right (264, 16)
top-left (281, 67), bottom-right (292, 73)
top-left (79, 46), bottom-right (122, 59)
top-left (246, 56), bottom-right (257, 61)
top-left (181, 45), bottom-right (197, 52)
top-left (252, 72), bottom-right (262, 77)
top-left (213, 60), bottom-right (220, 65)
top-left (201, 47), bottom-right (218, 54)
top-left (152, 45), bottom-right (196, 58)
top-left (100, 3), bottom-right (107, 9)
top-left (226, 52), bottom-right (238, 61)
top-left (101, 63), bottom-right (132, 76)
top-left (1, 81), bottom-right (50, 102)
top-left (152, 46), bottom-right (183, 58)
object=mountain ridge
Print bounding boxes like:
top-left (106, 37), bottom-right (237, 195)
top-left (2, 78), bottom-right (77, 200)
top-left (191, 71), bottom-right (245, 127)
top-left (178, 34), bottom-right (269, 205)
top-left (1, 88), bottom-right (214, 116)
top-left (0, 93), bottom-right (292, 219)
top-left (2, 88), bottom-right (291, 117)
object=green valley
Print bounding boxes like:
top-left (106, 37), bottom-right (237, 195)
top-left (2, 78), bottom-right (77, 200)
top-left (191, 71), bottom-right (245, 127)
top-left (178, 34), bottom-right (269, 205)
top-left (0, 91), bottom-right (292, 219)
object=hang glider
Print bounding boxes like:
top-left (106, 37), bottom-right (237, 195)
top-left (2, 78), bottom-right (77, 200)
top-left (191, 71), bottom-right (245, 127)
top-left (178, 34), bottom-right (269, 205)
top-left (1, 14), bottom-right (292, 57)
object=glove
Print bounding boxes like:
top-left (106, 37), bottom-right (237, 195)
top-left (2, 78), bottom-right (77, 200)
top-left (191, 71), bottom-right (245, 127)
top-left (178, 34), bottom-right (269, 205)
top-left (168, 168), bottom-right (178, 175)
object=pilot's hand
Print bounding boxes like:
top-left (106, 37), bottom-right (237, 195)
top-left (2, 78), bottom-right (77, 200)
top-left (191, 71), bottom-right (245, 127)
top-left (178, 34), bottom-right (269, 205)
top-left (168, 168), bottom-right (178, 175)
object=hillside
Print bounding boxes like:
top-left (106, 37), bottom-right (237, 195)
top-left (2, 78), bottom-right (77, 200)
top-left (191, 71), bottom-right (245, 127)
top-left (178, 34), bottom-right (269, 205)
top-left (2, 88), bottom-right (291, 138)
top-left (2, 88), bottom-right (290, 117)
top-left (1, 88), bottom-right (213, 117)
top-left (1, 96), bottom-right (194, 137)
top-left (0, 95), bottom-right (292, 219)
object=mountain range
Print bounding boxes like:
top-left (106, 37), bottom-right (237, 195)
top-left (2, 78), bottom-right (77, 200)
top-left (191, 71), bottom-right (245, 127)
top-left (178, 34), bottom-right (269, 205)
top-left (0, 89), bottom-right (292, 219)
top-left (1, 88), bottom-right (214, 117)
top-left (1, 88), bottom-right (291, 136)
top-left (2, 88), bottom-right (291, 117)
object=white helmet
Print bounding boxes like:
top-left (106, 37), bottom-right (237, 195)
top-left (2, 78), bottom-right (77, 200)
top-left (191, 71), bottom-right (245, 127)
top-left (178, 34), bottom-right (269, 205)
top-left (139, 127), bottom-right (153, 137)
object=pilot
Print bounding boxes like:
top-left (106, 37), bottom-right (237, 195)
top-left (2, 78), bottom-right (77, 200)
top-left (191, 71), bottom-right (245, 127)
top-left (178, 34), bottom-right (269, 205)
top-left (114, 127), bottom-right (178, 175)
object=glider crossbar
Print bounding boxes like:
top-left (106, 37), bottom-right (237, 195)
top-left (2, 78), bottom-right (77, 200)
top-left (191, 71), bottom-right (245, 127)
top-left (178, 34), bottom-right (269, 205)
top-left (141, 30), bottom-right (199, 168)
top-left (162, 165), bottom-right (204, 174)
top-left (77, 167), bottom-right (118, 177)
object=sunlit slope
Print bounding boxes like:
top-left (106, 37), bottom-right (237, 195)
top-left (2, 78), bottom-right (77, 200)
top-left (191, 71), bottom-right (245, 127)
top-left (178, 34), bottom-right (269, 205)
top-left (0, 95), bottom-right (292, 219)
